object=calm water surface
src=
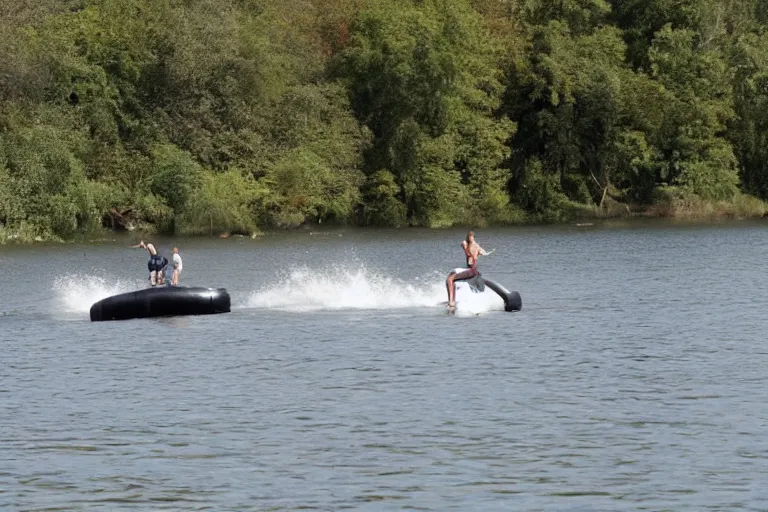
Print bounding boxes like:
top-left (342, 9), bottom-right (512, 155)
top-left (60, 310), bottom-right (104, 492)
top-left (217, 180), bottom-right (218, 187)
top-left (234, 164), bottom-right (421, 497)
top-left (2, 222), bottom-right (768, 511)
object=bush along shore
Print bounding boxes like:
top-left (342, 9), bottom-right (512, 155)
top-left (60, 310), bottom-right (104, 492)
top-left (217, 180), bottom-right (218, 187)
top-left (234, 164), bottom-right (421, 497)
top-left (2, 0), bottom-right (768, 244)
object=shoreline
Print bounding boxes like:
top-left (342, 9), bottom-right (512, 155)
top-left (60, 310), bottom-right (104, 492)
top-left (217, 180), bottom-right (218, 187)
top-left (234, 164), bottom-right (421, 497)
top-left (2, 205), bottom-right (766, 246)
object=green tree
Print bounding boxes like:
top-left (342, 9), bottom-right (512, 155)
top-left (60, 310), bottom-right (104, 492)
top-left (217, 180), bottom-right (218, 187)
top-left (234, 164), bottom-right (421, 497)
top-left (525, 0), bottom-right (611, 36)
top-left (335, 0), bottom-right (514, 226)
top-left (504, 20), bottom-right (666, 209)
top-left (729, 31), bottom-right (768, 198)
top-left (360, 170), bottom-right (407, 227)
top-left (648, 25), bottom-right (739, 200)
top-left (149, 143), bottom-right (203, 213)
top-left (179, 170), bottom-right (267, 236)
top-left (0, 105), bottom-right (105, 237)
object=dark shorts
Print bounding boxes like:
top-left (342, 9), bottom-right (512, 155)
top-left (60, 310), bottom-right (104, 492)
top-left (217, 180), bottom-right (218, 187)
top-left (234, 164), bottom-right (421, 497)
top-left (148, 255), bottom-right (166, 272)
top-left (452, 267), bottom-right (479, 281)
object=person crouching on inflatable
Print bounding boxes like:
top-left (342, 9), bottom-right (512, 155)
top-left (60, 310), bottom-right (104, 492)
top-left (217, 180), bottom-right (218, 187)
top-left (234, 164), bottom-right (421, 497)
top-left (132, 240), bottom-right (167, 286)
top-left (445, 231), bottom-right (490, 308)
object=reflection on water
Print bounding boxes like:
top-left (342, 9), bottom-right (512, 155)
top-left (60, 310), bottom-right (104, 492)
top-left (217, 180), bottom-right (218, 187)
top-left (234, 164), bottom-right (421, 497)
top-left (2, 223), bottom-right (768, 510)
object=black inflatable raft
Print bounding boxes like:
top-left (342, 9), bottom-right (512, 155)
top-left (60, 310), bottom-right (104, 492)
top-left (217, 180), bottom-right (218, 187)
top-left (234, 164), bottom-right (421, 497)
top-left (481, 278), bottom-right (522, 312)
top-left (90, 286), bottom-right (231, 322)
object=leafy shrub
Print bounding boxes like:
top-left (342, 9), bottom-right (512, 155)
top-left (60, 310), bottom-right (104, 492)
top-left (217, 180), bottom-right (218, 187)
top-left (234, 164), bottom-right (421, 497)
top-left (178, 169), bottom-right (267, 235)
top-left (361, 170), bottom-right (407, 227)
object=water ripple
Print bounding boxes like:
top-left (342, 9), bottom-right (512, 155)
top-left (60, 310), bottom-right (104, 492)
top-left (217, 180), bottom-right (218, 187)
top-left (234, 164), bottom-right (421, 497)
top-left (2, 226), bottom-right (768, 510)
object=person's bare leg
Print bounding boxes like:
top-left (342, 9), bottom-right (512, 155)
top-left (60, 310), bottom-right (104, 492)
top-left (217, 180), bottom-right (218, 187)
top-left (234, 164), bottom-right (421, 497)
top-left (446, 274), bottom-right (456, 306)
top-left (150, 270), bottom-right (157, 286)
top-left (447, 268), bottom-right (477, 306)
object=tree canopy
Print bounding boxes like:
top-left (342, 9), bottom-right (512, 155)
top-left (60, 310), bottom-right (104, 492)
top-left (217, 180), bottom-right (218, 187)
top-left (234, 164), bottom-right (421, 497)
top-left (1, 0), bottom-right (766, 241)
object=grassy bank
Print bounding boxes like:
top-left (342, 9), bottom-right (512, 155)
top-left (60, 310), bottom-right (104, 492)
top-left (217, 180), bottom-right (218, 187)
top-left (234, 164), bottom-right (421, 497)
top-left (642, 187), bottom-right (768, 220)
top-left (546, 187), bottom-right (768, 223)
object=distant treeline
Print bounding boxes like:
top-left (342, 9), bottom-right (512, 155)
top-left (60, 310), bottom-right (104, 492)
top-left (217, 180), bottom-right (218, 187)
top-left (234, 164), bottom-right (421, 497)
top-left (2, 0), bottom-right (767, 241)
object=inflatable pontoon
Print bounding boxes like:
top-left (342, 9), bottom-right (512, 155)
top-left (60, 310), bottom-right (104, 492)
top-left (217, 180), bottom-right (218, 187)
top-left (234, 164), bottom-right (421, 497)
top-left (451, 269), bottom-right (522, 313)
top-left (90, 286), bottom-right (231, 322)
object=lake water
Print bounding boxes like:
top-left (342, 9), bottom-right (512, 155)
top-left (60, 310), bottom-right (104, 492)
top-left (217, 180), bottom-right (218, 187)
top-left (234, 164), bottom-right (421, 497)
top-left (2, 222), bottom-right (768, 511)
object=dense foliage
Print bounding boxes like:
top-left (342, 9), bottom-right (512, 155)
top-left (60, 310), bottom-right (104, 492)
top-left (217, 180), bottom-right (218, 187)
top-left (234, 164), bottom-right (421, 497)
top-left (1, 0), bottom-right (766, 241)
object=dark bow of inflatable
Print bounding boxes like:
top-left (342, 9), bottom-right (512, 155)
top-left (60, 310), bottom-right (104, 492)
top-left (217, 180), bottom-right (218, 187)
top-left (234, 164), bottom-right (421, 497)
top-left (478, 277), bottom-right (522, 312)
top-left (90, 286), bottom-right (231, 322)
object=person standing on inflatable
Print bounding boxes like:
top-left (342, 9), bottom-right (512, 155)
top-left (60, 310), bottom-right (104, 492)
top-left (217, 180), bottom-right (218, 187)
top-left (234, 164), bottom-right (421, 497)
top-left (445, 231), bottom-right (491, 308)
top-left (132, 240), bottom-right (167, 286)
top-left (159, 259), bottom-right (171, 287)
top-left (172, 247), bottom-right (183, 286)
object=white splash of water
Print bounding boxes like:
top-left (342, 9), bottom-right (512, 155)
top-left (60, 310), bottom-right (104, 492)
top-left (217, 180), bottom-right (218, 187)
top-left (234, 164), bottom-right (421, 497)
top-left (453, 281), bottom-right (505, 316)
top-left (245, 265), bottom-right (446, 312)
top-left (53, 274), bottom-right (142, 314)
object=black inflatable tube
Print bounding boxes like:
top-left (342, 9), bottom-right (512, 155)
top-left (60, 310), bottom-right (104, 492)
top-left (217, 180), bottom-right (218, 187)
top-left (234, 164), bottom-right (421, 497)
top-left (90, 286), bottom-right (231, 322)
top-left (482, 278), bottom-right (522, 312)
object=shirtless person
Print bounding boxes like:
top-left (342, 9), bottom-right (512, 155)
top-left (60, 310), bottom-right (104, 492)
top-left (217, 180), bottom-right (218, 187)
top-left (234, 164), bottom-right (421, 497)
top-left (132, 240), bottom-right (167, 286)
top-left (445, 231), bottom-right (490, 307)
